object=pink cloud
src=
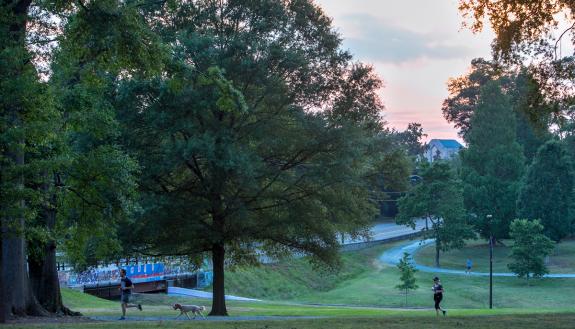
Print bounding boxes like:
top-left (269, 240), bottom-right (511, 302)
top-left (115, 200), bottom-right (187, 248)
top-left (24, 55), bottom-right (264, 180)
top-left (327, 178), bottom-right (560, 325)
top-left (315, 0), bottom-right (493, 144)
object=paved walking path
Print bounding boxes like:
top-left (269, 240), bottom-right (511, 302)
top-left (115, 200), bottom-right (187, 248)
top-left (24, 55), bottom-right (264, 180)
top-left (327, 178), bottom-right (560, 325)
top-left (380, 239), bottom-right (575, 278)
top-left (91, 315), bottom-right (326, 322)
top-left (168, 287), bottom-right (261, 301)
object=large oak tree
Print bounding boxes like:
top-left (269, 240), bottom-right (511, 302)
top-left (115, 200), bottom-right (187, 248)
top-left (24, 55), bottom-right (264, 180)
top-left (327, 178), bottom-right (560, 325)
top-left (117, 0), bottom-right (395, 316)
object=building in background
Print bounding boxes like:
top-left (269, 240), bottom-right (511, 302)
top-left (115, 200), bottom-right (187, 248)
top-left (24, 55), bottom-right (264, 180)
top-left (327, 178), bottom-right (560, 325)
top-left (424, 139), bottom-right (463, 162)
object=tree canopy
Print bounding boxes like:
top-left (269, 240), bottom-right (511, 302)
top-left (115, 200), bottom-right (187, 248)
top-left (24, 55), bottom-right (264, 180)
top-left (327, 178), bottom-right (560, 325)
top-left (517, 140), bottom-right (575, 241)
top-left (459, 0), bottom-right (575, 129)
top-left (115, 0), bottom-right (397, 315)
top-left (1, 0), bottom-right (175, 318)
top-left (442, 58), bottom-right (551, 158)
top-left (459, 0), bottom-right (575, 62)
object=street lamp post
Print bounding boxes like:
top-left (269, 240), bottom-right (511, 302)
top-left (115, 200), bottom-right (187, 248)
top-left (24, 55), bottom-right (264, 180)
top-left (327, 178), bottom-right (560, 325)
top-left (486, 214), bottom-right (493, 309)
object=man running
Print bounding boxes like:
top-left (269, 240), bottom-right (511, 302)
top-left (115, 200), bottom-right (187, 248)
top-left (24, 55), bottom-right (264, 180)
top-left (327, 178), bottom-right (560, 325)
top-left (119, 268), bottom-right (142, 320)
top-left (432, 277), bottom-right (446, 316)
top-left (466, 258), bottom-right (472, 274)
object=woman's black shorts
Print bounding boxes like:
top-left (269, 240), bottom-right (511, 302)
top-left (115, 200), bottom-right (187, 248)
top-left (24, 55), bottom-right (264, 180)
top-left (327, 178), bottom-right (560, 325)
top-left (434, 293), bottom-right (443, 309)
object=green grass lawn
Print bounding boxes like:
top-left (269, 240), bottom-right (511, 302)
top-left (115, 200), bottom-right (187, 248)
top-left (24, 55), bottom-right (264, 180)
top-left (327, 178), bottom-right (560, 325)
top-left (8, 313), bottom-right (575, 329)
top-left (28, 238), bottom-right (575, 329)
top-left (60, 287), bottom-right (575, 318)
top-left (61, 287), bottom-right (405, 317)
top-left (415, 238), bottom-right (575, 273)
top-left (22, 288), bottom-right (575, 329)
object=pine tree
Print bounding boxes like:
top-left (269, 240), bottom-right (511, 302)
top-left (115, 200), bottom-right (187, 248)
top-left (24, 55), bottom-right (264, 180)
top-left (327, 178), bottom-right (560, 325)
top-left (395, 252), bottom-right (418, 306)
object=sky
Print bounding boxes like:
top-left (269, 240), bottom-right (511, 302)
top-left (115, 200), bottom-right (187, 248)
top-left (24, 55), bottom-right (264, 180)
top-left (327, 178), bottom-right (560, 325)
top-left (314, 0), bottom-right (495, 142)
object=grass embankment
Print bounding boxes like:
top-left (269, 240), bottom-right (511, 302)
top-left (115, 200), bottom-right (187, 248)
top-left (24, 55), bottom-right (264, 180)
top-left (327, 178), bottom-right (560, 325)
top-left (223, 243), bottom-right (382, 300)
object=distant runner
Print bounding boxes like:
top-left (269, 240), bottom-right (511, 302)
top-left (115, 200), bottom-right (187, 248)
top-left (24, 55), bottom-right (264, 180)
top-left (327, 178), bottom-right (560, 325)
top-left (119, 268), bottom-right (142, 320)
top-left (432, 277), bottom-right (446, 316)
top-left (466, 259), bottom-right (472, 274)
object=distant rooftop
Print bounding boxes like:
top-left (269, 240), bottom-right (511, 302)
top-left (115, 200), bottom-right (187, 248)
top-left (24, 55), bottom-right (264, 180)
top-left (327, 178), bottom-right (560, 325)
top-left (429, 139), bottom-right (463, 149)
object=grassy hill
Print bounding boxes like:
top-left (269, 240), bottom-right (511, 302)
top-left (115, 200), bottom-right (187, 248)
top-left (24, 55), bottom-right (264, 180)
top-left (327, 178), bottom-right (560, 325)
top-left (223, 239), bottom-right (575, 309)
top-left (222, 244), bottom-right (384, 300)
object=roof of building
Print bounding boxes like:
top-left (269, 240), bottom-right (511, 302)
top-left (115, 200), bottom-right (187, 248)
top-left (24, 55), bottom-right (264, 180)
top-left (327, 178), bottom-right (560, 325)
top-left (429, 139), bottom-right (463, 149)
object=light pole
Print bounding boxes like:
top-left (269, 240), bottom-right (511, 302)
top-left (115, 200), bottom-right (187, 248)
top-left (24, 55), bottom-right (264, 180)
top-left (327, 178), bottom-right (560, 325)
top-left (486, 214), bottom-right (493, 309)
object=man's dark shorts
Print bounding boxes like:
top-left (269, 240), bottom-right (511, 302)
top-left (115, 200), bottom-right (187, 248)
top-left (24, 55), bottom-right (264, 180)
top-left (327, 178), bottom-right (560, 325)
top-left (121, 294), bottom-right (131, 304)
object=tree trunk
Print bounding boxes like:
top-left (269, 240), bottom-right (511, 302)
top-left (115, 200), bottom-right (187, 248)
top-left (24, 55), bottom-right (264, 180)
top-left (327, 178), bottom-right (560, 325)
top-left (405, 290), bottom-right (408, 307)
top-left (0, 226), bottom-right (5, 323)
top-left (2, 125), bottom-right (46, 317)
top-left (28, 179), bottom-right (80, 315)
top-left (2, 223), bottom-right (27, 316)
top-left (209, 243), bottom-right (228, 316)
top-left (435, 239), bottom-right (440, 268)
top-left (1, 122), bottom-right (47, 318)
top-left (2, 219), bottom-right (47, 317)
top-left (28, 244), bottom-right (79, 316)
top-left (1, 0), bottom-right (47, 318)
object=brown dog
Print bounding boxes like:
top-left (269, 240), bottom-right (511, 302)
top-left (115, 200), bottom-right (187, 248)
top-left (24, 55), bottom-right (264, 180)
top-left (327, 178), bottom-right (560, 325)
top-left (173, 303), bottom-right (206, 320)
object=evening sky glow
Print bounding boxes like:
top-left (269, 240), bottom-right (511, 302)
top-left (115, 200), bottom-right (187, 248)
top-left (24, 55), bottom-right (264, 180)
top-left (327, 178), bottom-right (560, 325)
top-left (315, 0), bottom-right (495, 142)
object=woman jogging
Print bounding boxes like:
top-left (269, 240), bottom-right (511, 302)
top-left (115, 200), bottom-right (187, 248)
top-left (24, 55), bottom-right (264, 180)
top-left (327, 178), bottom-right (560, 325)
top-left (432, 277), bottom-right (446, 316)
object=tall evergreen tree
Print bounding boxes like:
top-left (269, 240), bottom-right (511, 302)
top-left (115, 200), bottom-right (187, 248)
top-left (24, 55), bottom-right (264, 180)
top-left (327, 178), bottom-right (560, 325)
top-left (397, 161), bottom-right (474, 267)
top-left (461, 81), bottom-right (525, 240)
top-left (517, 140), bottom-right (575, 241)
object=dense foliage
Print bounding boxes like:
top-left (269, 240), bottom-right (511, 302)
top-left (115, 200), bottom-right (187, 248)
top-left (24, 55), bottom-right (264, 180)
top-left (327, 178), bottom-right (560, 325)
top-left (517, 140), bottom-right (575, 242)
top-left (1, 0), bottom-right (404, 319)
top-left (460, 81), bottom-right (525, 239)
top-left (508, 219), bottom-right (554, 279)
top-left (115, 0), bottom-right (398, 314)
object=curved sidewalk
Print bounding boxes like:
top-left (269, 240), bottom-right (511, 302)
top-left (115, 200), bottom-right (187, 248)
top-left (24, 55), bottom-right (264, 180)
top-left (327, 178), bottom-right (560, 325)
top-left (379, 239), bottom-right (575, 278)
